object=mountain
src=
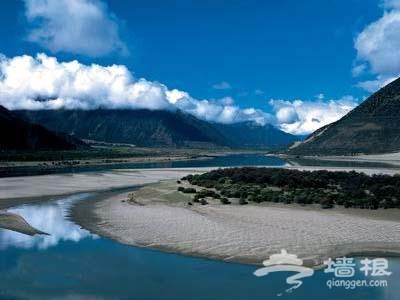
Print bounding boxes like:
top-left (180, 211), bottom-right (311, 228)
top-left (16, 109), bottom-right (299, 149)
top-left (0, 105), bottom-right (85, 151)
top-left (213, 122), bottom-right (297, 148)
top-left (16, 109), bottom-right (228, 148)
top-left (288, 77), bottom-right (400, 155)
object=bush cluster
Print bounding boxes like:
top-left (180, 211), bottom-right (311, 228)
top-left (182, 167), bottom-right (400, 209)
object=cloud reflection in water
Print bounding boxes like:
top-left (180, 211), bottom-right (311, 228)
top-left (0, 193), bottom-right (97, 250)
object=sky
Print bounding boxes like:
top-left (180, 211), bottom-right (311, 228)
top-left (0, 0), bottom-right (399, 135)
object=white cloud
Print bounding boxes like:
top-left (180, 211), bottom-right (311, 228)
top-left (166, 90), bottom-right (272, 124)
top-left (269, 96), bottom-right (359, 135)
top-left (0, 54), bottom-right (169, 110)
top-left (356, 76), bottom-right (397, 92)
top-left (0, 53), bottom-right (271, 125)
top-left (354, 4), bottom-right (400, 91)
top-left (0, 53), bottom-right (361, 135)
top-left (23, 0), bottom-right (127, 57)
top-left (352, 64), bottom-right (367, 77)
top-left (212, 81), bottom-right (231, 90)
top-left (355, 11), bottom-right (400, 76)
top-left (382, 0), bottom-right (400, 9)
top-left (276, 107), bottom-right (299, 124)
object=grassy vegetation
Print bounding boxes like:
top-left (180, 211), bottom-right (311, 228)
top-left (0, 149), bottom-right (130, 162)
top-left (0, 146), bottom-right (201, 162)
top-left (180, 167), bottom-right (400, 209)
top-left (0, 147), bottom-right (210, 177)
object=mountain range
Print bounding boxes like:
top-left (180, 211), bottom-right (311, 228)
top-left (289, 76), bottom-right (400, 155)
top-left (6, 75), bottom-right (400, 154)
top-left (0, 105), bottom-right (85, 151)
top-left (16, 109), bottom-right (298, 149)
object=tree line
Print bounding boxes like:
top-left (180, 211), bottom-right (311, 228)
top-left (180, 167), bottom-right (400, 209)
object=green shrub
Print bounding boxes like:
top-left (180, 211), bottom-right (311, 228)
top-left (182, 188), bottom-right (196, 194)
top-left (239, 198), bottom-right (248, 205)
top-left (181, 168), bottom-right (400, 210)
top-left (220, 197), bottom-right (231, 204)
top-left (200, 199), bottom-right (208, 205)
top-left (320, 198), bottom-right (334, 209)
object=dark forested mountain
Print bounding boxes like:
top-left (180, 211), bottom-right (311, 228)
top-left (213, 122), bottom-right (297, 148)
top-left (289, 76), bottom-right (400, 155)
top-left (16, 109), bottom-right (299, 149)
top-left (0, 106), bottom-right (85, 151)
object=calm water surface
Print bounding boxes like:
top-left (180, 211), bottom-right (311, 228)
top-left (0, 155), bottom-right (398, 299)
top-left (2, 154), bottom-right (287, 177)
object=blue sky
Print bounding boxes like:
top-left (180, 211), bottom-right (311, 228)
top-left (0, 0), bottom-right (399, 134)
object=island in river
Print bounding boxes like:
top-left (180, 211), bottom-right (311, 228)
top-left (71, 166), bottom-right (400, 267)
top-left (1, 158), bottom-right (400, 268)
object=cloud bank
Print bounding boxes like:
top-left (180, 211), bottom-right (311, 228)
top-left (354, 0), bottom-right (400, 91)
top-left (24, 0), bottom-right (127, 57)
top-left (0, 53), bottom-right (358, 135)
top-left (269, 96), bottom-right (358, 135)
top-left (0, 53), bottom-right (270, 125)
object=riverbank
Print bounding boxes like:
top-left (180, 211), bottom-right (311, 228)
top-left (0, 168), bottom-right (208, 209)
top-left (0, 211), bottom-right (48, 236)
top-left (2, 165), bottom-right (400, 266)
top-left (309, 152), bottom-right (400, 166)
top-left (73, 179), bottom-right (400, 267)
top-left (0, 152), bottom-right (209, 178)
top-left (0, 148), bottom-right (266, 177)
top-left (0, 168), bottom-right (206, 235)
top-left (280, 152), bottom-right (400, 168)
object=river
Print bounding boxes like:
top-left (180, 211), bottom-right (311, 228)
top-left (0, 154), bottom-right (398, 299)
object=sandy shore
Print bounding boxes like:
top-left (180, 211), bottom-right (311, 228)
top-left (0, 168), bottom-right (209, 207)
top-left (286, 165), bottom-right (400, 175)
top-left (73, 179), bottom-right (400, 267)
top-left (291, 152), bottom-right (400, 167)
top-left (0, 211), bottom-right (48, 236)
top-left (5, 164), bottom-right (398, 203)
top-left (0, 168), bottom-right (205, 235)
top-left (2, 166), bottom-right (400, 265)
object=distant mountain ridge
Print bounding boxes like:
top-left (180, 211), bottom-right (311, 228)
top-left (289, 76), bottom-right (400, 155)
top-left (16, 109), bottom-right (298, 149)
top-left (213, 121), bottom-right (297, 148)
top-left (0, 105), bottom-right (85, 151)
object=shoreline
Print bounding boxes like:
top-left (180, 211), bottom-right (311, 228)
top-left (72, 179), bottom-right (400, 268)
top-left (5, 163), bottom-right (399, 203)
top-left (2, 166), bottom-right (400, 267)
top-left (0, 149), bottom-right (266, 178)
top-left (0, 154), bottom-right (212, 178)
top-left (280, 152), bottom-right (400, 168)
top-left (0, 168), bottom-right (209, 203)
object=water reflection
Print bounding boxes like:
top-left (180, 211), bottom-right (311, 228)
top-left (0, 193), bottom-right (397, 299)
top-left (0, 193), bottom-right (96, 250)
